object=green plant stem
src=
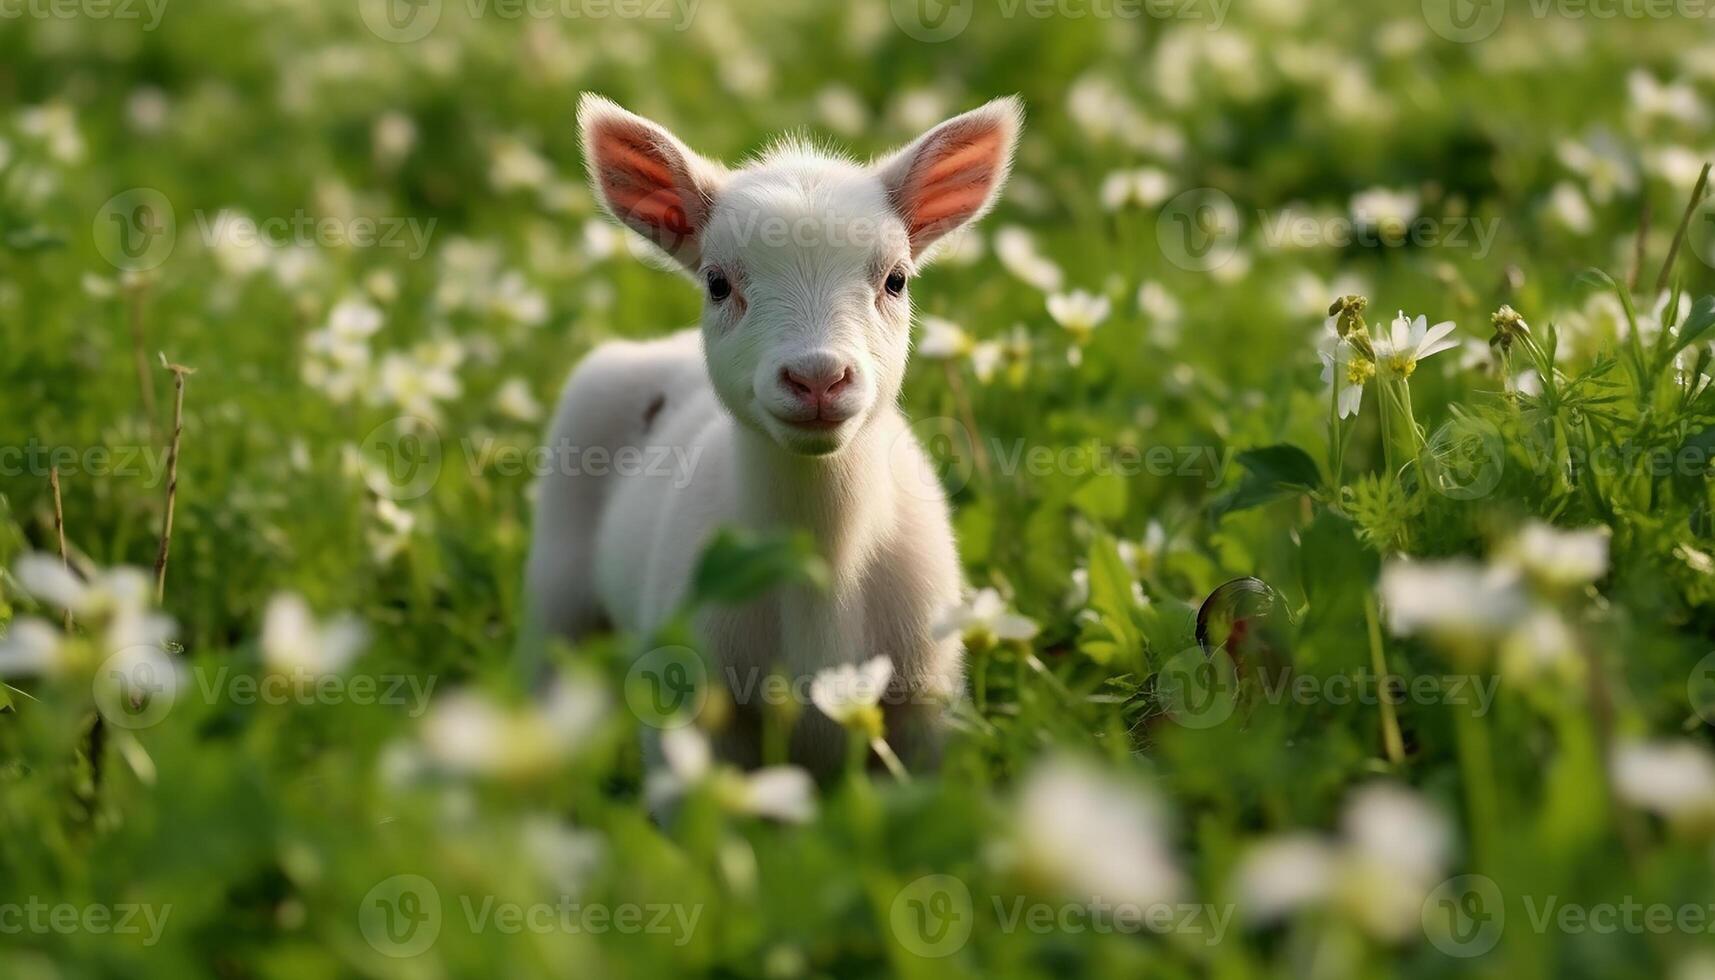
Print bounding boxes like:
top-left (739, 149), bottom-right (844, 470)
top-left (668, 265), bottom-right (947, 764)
top-left (1364, 596), bottom-right (1406, 766)
top-left (1453, 691), bottom-right (1500, 869)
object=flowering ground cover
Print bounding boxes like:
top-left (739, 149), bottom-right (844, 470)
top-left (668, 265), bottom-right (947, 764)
top-left (4, 1), bottom-right (1715, 977)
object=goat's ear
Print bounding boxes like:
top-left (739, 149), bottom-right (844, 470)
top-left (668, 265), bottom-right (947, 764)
top-left (875, 96), bottom-right (1023, 260)
top-left (579, 94), bottom-right (726, 274)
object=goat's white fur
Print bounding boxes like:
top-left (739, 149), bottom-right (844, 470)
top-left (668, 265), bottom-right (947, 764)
top-left (526, 93), bottom-right (1022, 773)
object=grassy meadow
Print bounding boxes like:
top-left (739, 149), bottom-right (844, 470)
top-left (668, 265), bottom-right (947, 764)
top-left (5, 0), bottom-right (1715, 976)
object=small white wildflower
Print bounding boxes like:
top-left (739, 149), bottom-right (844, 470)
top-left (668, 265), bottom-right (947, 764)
top-left (935, 588), bottom-right (1039, 651)
top-left (1612, 740), bottom-right (1715, 824)
top-left (494, 377), bottom-right (544, 423)
top-left (1319, 329), bottom-right (1373, 419)
top-left (1016, 757), bottom-right (1185, 911)
top-left (1047, 290), bottom-right (1111, 354)
top-left (1508, 521), bottom-right (1609, 589)
top-left (916, 316), bottom-right (974, 360)
top-left (1100, 168), bottom-right (1173, 210)
top-left (648, 726), bottom-right (818, 824)
top-left (489, 136), bottom-right (553, 192)
top-left (261, 593), bottom-right (368, 677)
top-left (814, 85), bottom-right (869, 137)
top-left (1375, 311), bottom-right (1458, 379)
top-left (809, 655), bottom-right (893, 736)
top-left (1349, 187), bottom-right (1419, 237)
top-left (994, 226), bottom-right (1064, 292)
top-left (1380, 559), bottom-right (1529, 642)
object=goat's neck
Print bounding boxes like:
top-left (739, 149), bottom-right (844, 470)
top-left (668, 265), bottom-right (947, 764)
top-left (732, 410), bottom-right (898, 575)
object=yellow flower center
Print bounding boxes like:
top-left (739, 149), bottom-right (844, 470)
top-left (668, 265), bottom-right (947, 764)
top-left (1387, 354), bottom-right (1416, 378)
top-left (1345, 356), bottom-right (1376, 386)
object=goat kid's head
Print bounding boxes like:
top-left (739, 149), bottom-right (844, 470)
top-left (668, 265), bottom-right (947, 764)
top-left (580, 94), bottom-right (1022, 457)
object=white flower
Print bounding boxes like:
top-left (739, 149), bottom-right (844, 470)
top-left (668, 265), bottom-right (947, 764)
top-left (1343, 783), bottom-right (1452, 882)
top-left (994, 226), bottom-right (1064, 292)
top-left (1547, 181), bottom-right (1595, 234)
top-left (1234, 784), bottom-right (1451, 941)
top-left (969, 341), bottom-right (1004, 384)
top-left (489, 136), bottom-right (553, 192)
top-left (1349, 187), bottom-right (1419, 236)
top-left (1136, 281), bottom-right (1182, 345)
top-left (1016, 757), bottom-right (1184, 910)
top-left (1612, 740), bottom-right (1715, 823)
top-left (1508, 521), bottom-right (1609, 589)
top-left (0, 618), bottom-right (68, 677)
top-left (810, 655), bottom-right (893, 731)
top-left (647, 726), bottom-right (818, 824)
top-left (739, 766), bottom-right (818, 823)
top-left (1100, 168), bottom-right (1173, 210)
top-left (935, 588), bottom-right (1039, 648)
top-left (1318, 329), bottom-right (1373, 419)
top-left (12, 557), bottom-right (173, 655)
top-left (421, 674), bottom-right (608, 780)
top-left (328, 298), bottom-right (384, 342)
top-left (1375, 311), bottom-right (1458, 379)
top-left (1047, 290), bottom-right (1111, 346)
top-left (491, 271), bottom-right (548, 326)
top-left (494, 377), bottom-right (544, 423)
top-left (17, 103), bottom-right (84, 164)
top-left (261, 593), bottom-right (368, 677)
top-left (1558, 133), bottom-right (1638, 204)
top-left (916, 316), bottom-right (974, 360)
top-left (377, 348), bottom-right (461, 421)
top-left (1233, 834), bottom-right (1337, 920)
top-left (1628, 71), bottom-right (1706, 126)
top-left (368, 498), bottom-right (416, 564)
top-left (1380, 559), bottom-right (1529, 642)
top-left (814, 85), bottom-right (869, 137)
top-left (521, 815), bottom-right (605, 895)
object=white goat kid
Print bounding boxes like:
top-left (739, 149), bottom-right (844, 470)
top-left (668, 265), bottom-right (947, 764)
top-left (526, 93), bottom-right (1022, 773)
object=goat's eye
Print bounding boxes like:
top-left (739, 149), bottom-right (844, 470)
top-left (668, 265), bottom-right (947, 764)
top-left (706, 271), bottom-right (732, 302)
top-left (883, 268), bottom-right (907, 297)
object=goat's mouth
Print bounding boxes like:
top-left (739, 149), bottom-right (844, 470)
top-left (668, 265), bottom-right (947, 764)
top-left (761, 409), bottom-right (859, 454)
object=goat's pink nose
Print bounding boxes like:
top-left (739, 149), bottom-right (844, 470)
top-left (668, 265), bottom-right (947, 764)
top-left (781, 363), bottom-right (853, 405)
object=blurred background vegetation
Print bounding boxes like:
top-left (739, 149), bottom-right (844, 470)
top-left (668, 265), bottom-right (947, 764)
top-left (3, 0), bottom-right (1715, 977)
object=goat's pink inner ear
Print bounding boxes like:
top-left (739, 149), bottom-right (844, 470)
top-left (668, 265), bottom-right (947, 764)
top-left (888, 113), bottom-right (1014, 254)
top-left (596, 134), bottom-right (693, 237)
top-left (584, 111), bottom-right (713, 260)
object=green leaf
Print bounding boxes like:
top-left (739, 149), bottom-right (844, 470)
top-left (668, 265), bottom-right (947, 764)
top-left (1297, 510), bottom-right (1377, 633)
top-left (1070, 470), bottom-right (1128, 524)
top-left (687, 527), bottom-right (830, 607)
top-left (1210, 444), bottom-right (1321, 519)
top-left (1670, 295), bottom-right (1715, 355)
top-left (1076, 534), bottom-right (1142, 666)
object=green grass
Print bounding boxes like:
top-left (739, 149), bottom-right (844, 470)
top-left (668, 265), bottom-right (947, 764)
top-left (4, 1), bottom-right (1715, 977)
